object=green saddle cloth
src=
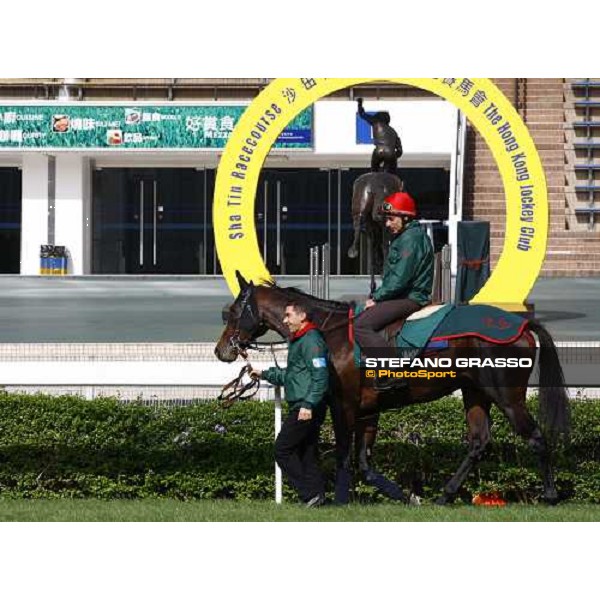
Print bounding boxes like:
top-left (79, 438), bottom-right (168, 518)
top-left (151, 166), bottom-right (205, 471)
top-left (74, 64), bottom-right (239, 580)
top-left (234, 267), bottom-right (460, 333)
top-left (354, 303), bottom-right (456, 366)
top-left (431, 304), bottom-right (528, 343)
top-left (398, 304), bottom-right (455, 349)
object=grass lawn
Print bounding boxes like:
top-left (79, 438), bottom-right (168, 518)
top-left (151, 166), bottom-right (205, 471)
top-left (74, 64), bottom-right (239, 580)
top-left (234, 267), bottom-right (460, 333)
top-left (0, 499), bottom-right (598, 522)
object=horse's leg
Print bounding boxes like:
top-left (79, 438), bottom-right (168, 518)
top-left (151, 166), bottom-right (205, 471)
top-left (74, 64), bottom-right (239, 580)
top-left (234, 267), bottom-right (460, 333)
top-left (437, 387), bottom-right (492, 505)
top-left (349, 188), bottom-right (373, 260)
top-left (367, 232), bottom-right (377, 297)
top-left (330, 398), bottom-right (353, 505)
top-left (355, 413), bottom-right (406, 502)
top-left (348, 211), bottom-right (362, 259)
top-left (382, 227), bottom-right (390, 264)
top-left (371, 221), bottom-right (384, 275)
top-left (495, 387), bottom-right (559, 505)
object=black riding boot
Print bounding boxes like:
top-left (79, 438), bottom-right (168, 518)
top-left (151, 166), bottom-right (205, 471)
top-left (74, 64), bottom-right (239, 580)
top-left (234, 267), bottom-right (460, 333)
top-left (355, 300), bottom-right (420, 392)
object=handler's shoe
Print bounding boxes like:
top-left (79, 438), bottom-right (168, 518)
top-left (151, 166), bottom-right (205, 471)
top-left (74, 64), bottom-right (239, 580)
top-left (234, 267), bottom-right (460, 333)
top-left (305, 494), bottom-right (326, 508)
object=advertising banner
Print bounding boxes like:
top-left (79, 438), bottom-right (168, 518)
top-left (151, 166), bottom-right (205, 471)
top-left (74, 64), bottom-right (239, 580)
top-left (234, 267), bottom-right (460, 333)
top-left (0, 105), bottom-right (313, 149)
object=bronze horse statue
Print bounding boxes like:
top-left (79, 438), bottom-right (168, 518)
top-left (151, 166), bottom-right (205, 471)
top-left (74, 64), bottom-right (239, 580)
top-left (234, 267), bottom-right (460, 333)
top-left (348, 172), bottom-right (404, 278)
top-left (215, 273), bottom-right (570, 505)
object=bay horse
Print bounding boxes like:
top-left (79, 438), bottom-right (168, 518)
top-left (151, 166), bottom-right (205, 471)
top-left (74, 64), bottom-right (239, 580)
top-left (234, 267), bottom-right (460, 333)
top-left (215, 272), bottom-right (570, 505)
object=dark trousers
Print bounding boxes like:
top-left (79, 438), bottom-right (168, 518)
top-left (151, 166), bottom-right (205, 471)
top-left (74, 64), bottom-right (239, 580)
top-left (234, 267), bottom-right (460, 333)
top-left (355, 298), bottom-right (421, 358)
top-left (274, 404), bottom-right (326, 502)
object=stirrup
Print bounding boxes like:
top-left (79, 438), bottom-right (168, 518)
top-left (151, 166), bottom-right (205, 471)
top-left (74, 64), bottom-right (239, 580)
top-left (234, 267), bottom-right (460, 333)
top-left (373, 372), bottom-right (409, 392)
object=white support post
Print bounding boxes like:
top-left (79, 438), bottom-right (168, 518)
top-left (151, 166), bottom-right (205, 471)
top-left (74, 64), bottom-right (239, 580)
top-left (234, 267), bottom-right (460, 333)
top-left (274, 386), bottom-right (283, 504)
top-left (21, 154), bottom-right (52, 275)
top-left (55, 155), bottom-right (92, 275)
top-left (449, 109), bottom-right (467, 283)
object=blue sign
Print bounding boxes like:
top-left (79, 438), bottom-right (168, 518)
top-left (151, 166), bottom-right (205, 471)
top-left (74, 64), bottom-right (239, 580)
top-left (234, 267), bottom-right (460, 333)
top-left (356, 112), bottom-right (376, 145)
top-left (277, 128), bottom-right (312, 146)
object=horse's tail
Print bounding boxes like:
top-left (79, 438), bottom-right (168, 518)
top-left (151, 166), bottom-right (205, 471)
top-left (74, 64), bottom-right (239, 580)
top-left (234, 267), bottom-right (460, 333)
top-left (527, 320), bottom-right (571, 440)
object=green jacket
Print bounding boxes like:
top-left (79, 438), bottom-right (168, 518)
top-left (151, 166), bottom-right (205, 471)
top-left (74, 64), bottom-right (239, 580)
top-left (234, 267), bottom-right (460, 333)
top-left (261, 326), bottom-right (329, 411)
top-left (372, 220), bottom-right (434, 306)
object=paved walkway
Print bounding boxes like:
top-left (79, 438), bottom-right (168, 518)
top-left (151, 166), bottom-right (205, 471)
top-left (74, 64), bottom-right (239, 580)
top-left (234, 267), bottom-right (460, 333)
top-left (0, 275), bottom-right (598, 343)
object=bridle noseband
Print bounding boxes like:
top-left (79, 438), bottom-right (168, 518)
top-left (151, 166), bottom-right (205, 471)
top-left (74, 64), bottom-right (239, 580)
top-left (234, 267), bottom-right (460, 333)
top-left (228, 285), bottom-right (261, 358)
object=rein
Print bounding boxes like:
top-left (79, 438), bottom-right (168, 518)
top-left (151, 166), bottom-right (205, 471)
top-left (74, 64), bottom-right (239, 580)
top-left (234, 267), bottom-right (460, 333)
top-left (246, 340), bottom-right (288, 352)
top-left (220, 289), bottom-right (354, 408)
top-left (219, 341), bottom-right (286, 408)
top-left (218, 364), bottom-right (260, 408)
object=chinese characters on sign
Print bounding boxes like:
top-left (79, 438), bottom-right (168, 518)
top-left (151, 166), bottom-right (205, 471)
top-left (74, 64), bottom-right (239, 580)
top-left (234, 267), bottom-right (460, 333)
top-left (438, 77), bottom-right (537, 254)
top-left (0, 105), bottom-right (313, 149)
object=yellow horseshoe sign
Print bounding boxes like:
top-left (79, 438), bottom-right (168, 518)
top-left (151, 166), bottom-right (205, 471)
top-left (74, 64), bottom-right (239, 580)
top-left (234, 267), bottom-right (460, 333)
top-left (214, 78), bottom-right (548, 311)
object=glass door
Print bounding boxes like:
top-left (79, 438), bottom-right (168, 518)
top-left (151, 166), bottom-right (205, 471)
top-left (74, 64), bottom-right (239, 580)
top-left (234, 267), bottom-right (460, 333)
top-left (0, 168), bottom-right (21, 273)
top-left (257, 169), bottom-right (331, 275)
top-left (130, 176), bottom-right (159, 273)
top-left (92, 168), bottom-right (205, 274)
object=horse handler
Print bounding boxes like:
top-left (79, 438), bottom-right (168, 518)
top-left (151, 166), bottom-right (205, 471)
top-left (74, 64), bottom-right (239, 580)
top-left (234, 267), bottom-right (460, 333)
top-left (251, 300), bottom-right (329, 508)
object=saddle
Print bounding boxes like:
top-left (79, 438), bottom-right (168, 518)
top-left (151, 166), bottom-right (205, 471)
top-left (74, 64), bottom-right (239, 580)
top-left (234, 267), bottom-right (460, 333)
top-left (349, 302), bottom-right (452, 352)
top-left (350, 302), bottom-right (455, 373)
top-left (382, 304), bottom-right (447, 343)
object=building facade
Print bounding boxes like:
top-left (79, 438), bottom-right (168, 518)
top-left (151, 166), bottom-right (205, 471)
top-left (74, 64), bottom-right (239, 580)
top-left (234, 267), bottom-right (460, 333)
top-left (0, 78), bottom-right (597, 277)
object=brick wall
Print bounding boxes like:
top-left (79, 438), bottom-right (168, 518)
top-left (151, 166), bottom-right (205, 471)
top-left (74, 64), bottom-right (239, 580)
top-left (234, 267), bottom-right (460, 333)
top-left (464, 78), bottom-right (600, 277)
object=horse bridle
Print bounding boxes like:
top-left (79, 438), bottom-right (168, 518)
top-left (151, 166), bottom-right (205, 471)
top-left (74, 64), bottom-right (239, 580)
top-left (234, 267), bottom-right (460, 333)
top-left (228, 285), bottom-right (263, 358)
top-left (219, 285), bottom-right (278, 407)
top-left (221, 291), bottom-right (343, 407)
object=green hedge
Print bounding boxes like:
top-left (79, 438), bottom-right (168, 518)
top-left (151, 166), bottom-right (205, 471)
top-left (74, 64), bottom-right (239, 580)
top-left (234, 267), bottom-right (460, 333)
top-left (0, 392), bottom-right (597, 503)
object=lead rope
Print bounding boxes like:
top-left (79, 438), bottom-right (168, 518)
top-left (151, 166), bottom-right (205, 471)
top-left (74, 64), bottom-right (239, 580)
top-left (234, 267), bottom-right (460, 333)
top-left (220, 309), bottom-right (348, 409)
top-left (218, 363), bottom-right (261, 408)
top-left (270, 341), bottom-right (282, 370)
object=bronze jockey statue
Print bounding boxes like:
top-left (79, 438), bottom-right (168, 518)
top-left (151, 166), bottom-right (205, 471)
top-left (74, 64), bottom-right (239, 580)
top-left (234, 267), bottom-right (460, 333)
top-left (357, 98), bottom-right (403, 175)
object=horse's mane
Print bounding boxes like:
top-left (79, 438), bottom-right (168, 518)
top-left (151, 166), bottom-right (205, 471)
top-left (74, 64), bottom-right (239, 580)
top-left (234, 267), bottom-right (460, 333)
top-left (260, 281), bottom-right (350, 314)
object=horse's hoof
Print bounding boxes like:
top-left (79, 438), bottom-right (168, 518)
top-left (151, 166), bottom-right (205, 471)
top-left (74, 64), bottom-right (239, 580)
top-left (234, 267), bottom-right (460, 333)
top-left (435, 495), bottom-right (455, 506)
top-left (409, 493), bottom-right (422, 507)
top-left (348, 248), bottom-right (358, 259)
top-left (333, 497), bottom-right (351, 506)
top-left (542, 492), bottom-right (559, 506)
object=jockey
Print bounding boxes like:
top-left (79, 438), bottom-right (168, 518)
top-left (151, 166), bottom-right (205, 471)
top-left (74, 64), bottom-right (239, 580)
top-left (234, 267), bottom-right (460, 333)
top-left (357, 98), bottom-right (403, 174)
top-left (355, 192), bottom-right (434, 386)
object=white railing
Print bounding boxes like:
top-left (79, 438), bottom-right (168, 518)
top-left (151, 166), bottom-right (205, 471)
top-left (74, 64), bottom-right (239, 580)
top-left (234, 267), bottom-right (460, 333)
top-left (309, 243), bottom-right (331, 299)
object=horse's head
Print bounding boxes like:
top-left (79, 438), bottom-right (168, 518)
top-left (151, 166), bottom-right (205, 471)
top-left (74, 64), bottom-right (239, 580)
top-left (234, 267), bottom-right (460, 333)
top-left (214, 271), bottom-right (268, 363)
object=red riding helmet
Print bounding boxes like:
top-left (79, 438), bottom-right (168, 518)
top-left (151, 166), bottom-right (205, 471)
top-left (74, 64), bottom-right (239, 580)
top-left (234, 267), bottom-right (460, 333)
top-left (379, 192), bottom-right (417, 218)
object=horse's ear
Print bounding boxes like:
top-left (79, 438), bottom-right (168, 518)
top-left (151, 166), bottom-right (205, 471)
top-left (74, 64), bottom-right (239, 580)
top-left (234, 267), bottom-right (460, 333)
top-left (236, 270), bottom-right (249, 290)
